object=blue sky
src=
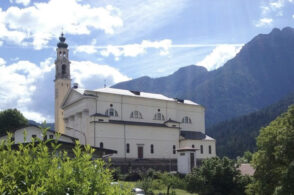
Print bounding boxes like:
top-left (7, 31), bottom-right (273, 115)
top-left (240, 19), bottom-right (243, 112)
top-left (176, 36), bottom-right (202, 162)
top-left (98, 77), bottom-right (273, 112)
top-left (0, 0), bottom-right (294, 122)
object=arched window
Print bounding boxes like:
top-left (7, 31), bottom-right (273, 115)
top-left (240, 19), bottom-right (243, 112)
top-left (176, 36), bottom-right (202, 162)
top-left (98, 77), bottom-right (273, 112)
top-left (105, 108), bottom-right (118, 117)
top-left (200, 145), bottom-right (203, 154)
top-left (153, 112), bottom-right (165, 121)
top-left (182, 116), bottom-right (192, 124)
top-left (150, 144), bottom-right (154, 154)
top-left (209, 145), bottom-right (212, 154)
top-left (62, 64), bottom-right (66, 75)
top-left (173, 145), bottom-right (176, 154)
top-left (126, 143), bottom-right (130, 153)
top-left (100, 142), bottom-right (103, 148)
top-left (130, 110), bottom-right (143, 119)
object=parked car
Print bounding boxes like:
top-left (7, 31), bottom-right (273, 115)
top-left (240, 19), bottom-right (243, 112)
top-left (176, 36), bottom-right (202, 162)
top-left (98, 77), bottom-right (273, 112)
top-left (132, 187), bottom-right (145, 195)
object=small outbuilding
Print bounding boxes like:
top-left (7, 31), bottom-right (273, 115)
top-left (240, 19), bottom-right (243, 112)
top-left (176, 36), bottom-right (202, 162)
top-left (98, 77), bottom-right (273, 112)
top-left (177, 147), bottom-right (197, 174)
top-left (0, 125), bottom-right (117, 158)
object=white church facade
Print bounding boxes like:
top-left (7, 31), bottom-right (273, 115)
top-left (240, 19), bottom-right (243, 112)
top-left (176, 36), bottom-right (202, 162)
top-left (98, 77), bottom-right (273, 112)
top-left (54, 34), bottom-right (216, 170)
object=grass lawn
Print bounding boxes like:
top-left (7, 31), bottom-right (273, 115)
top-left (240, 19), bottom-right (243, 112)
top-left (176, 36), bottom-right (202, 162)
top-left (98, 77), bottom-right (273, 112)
top-left (119, 181), bottom-right (197, 195)
top-left (154, 188), bottom-right (198, 195)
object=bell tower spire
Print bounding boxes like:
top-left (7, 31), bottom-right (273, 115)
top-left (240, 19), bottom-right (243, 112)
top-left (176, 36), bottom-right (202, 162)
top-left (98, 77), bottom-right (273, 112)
top-left (54, 33), bottom-right (71, 133)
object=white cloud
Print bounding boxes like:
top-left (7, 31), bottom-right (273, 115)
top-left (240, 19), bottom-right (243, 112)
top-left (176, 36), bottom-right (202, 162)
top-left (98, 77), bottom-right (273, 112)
top-left (107, 0), bottom-right (188, 43)
top-left (13, 0), bottom-right (31, 6)
top-left (74, 45), bottom-right (97, 54)
top-left (71, 60), bottom-right (130, 86)
top-left (261, 0), bottom-right (285, 14)
top-left (258, 0), bottom-right (294, 26)
top-left (75, 39), bottom-right (172, 59)
top-left (0, 0), bottom-right (123, 49)
top-left (255, 18), bottom-right (273, 27)
top-left (0, 57), bottom-right (130, 122)
top-left (22, 110), bottom-right (49, 122)
top-left (0, 57), bottom-right (5, 65)
top-left (197, 44), bottom-right (243, 70)
top-left (0, 58), bottom-right (54, 122)
top-left (270, 0), bottom-right (284, 9)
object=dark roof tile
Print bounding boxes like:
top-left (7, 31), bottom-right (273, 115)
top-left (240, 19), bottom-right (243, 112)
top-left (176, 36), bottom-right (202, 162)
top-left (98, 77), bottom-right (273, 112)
top-left (180, 131), bottom-right (206, 140)
top-left (109, 120), bottom-right (168, 127)
top-left (91, 113), bottom-right (109, 117)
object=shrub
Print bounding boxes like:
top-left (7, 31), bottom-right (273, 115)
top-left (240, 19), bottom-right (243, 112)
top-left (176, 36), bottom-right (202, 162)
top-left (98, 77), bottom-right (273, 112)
top-left (124, 168), bottom-right (142, 181)
top-left (137, 177), bottom-right (154, 195)
top-left (186, 157), bottom-right (251, 195)
top-left (0, 128), bottom-right (130, 194)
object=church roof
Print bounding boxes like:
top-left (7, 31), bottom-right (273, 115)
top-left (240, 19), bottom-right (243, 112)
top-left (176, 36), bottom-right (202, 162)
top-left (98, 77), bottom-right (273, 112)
top-left (177, 147), bottom-right (197, 151)
top-left (74, 87), bottom-right (199, 106)
top-left (90, 113), bottom-right (109, 117)
top-left (180, 130), bottom-right (215, 140)
top-left (165, 119), bottom-right (180, 123)
top-left (109, 120), bottom-right (169, 127)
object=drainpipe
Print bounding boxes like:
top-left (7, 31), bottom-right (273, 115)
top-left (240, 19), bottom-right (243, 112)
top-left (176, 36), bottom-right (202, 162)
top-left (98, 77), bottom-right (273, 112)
top-left (94, 92), bottom-right (98, 147)
top-left (121, 95), bottom-right (126, 160)
top-left (124, 124), bottom-right (126, 160)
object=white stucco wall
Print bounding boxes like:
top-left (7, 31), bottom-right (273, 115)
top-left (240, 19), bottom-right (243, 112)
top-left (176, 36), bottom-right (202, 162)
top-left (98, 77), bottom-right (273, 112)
top-left (0, 126), bottom-right (74, 144)
top-left (180, 139), bottom-right (216, 159)
top-left (92, 122), bottom-right (179, 159)
top-left (177, 150), bottom-right (196, 174)
top-left (63, 90), bottom-right (205, 133)
top-left (62, 88), bottom-right (216, 161)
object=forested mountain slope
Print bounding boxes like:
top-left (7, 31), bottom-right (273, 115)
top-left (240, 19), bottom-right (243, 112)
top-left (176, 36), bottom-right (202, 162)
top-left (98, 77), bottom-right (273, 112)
top-left (207, 93), bottom-right (294, 158)
top-left (113, 27), bottom-right (294, 127)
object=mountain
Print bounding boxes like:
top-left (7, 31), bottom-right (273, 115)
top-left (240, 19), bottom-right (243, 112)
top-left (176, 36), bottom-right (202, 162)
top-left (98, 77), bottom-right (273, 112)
top-left (206, 93), bottom-right (294, 158)
top-left (113, 27), bottom-right (294, 127)
top-left (28, 120), bottom-right (54, 130)
top-left (114, 65), bottom-right (209, 99)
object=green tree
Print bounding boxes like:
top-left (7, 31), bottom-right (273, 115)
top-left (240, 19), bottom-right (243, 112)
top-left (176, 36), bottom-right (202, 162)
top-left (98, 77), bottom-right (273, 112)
top-left (137, 177), bottom-right (153, 195)
top-left (0, 127), bottom-right (130, 194)
top-left (0, 109), bottom-right (28, 136)
top-left (160, 172), bottom-right (179, 195)
top-left (186, 157), bottom-right (251, 195)
top-left (237, 151), bottom-right (253, 164)
top-left (247, 105), bottom-right (294, 195)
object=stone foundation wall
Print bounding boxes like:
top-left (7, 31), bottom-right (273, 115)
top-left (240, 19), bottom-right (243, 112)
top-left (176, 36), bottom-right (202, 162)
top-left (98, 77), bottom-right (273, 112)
top-left (109, 158), bottom-right (177, 173)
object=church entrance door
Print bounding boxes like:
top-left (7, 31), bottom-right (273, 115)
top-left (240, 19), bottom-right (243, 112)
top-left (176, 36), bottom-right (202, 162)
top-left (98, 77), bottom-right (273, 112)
top-left (138, 146), bottom-right (143, 159)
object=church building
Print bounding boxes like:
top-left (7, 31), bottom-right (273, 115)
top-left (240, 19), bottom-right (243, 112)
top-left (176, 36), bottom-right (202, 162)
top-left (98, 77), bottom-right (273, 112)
top-left (54, 34), bottom-right (216, 170)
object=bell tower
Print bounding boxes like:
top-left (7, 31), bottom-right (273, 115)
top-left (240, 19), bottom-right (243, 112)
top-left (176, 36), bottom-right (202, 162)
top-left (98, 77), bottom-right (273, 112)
top-left (55, 33), bottom-right (71, 133)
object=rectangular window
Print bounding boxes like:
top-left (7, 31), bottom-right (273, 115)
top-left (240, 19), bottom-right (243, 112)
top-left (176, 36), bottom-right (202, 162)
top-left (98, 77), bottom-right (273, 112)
top-left (200, 145), bottom-right (203, 154)
top-left (209, 145), bottom-right (212, 154)
top-left (49, 135), bottom-right (54, 139)
top-left (32, 135), bottom-right (37, 138)
top-left (127, 143), bottom-right (130, 153)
